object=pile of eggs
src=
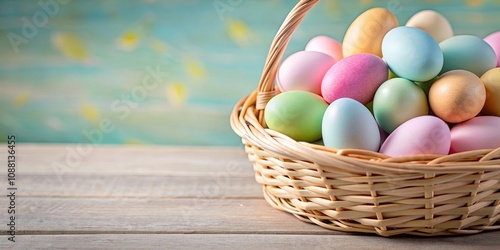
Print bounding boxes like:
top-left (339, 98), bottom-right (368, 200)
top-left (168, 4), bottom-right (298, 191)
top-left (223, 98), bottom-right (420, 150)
top-left (264, 8), bottom-right (500, 157)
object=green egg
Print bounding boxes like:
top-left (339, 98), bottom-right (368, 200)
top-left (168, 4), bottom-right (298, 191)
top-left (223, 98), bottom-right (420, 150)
top-left (264, 91), bottom-right (327, 142)
top-left (439, 35), bottom-right (497, 76)
top-left (373, 78), bottom-right (429, 134)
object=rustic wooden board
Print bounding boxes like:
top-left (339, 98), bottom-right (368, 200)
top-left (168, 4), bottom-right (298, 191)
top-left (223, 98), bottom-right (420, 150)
top-left (0, 197), bottom-right (339, 235)
top-left (13, 144), bottom-right (262, 198)
top-left (18, 175), bottom-right (262, 198)
top-left (13, 144), bottom-right (254, 176)
top-left (2, 233), bottom-right (500, 250)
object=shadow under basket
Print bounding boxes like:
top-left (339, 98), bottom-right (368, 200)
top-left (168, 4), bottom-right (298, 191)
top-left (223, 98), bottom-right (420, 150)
top-left (229, 0), bottom-right (500, 237)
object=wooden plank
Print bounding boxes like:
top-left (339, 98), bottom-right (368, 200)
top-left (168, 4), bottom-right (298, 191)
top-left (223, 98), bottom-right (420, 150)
top-left (2, 233), bottom-right (500, 250)
top-left (0, 197), bottom-right (340, 235)
top-left (11, 144), bottom-right (263, 198)
top-left (10, 144), bottom-right (254, 176)
top-left (18, 174), bottom-right (262, 198)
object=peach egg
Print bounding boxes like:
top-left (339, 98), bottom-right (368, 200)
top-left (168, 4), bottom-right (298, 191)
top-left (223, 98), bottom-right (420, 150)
top-left (429, 70), bottom-right (486, 123)
top-left (480, 68), bottom-right (500, 116)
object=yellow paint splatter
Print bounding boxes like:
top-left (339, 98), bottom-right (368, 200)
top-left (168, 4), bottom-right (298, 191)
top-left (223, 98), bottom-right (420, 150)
top-left (183, 57), bottom-right (207, 81)
top-left (117, 17), bottom-right (154, 52)
top-left (149, 39), bottom-right (167, 55)
top-left (13, 93), bottom-right (30, 107)
top-left (117, 30), bottom-right (141, 51)
top-left (52, 32), bottom-right (89, 61)
top-left (466, 0), bottom-right (483, 7)
top-left (81, 102), bottom-right (100, 123)
top-left (226, 18), bottom-right (255, 46)
top-left (166, 81), bottom-right (187, 106)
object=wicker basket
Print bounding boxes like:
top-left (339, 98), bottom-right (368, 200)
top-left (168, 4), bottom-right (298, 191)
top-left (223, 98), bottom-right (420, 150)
top-left (230, 0), bottom-right (500, 237)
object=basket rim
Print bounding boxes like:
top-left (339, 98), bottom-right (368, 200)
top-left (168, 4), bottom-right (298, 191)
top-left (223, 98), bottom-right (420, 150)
top-left (231, 91), bottom-right (500, 174)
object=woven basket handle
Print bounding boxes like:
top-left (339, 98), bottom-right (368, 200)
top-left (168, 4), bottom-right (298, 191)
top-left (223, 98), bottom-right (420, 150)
top-left (254, 0), bottom-right (320, 124)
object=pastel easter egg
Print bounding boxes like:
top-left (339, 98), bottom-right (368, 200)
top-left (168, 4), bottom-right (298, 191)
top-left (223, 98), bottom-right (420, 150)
top-left (380, 116), bottom-right (451, 157)
top-left (450, 116), bottom-right (500, 153)
top-left (342, 8), bottom-right (398, 58)
top-left (373, 78), bottom-right (429, 134)
top-left (481, 68), bottom-right (500, 116)
top-left (305, 35), bottom-right (343, 61)
top-left (440, 35), bottom-right (496, 76)
top-left (405, 10), bottom-right (453, 42)
top-left (322, 98), bottom-right (380, 151)
top-left (429, 70), bottom-right (486, 123)
top-left (382, 26), bottom-right (443, 82)
top-left (277, 51), bottom-right (336, 95)
top-left (484, 31), bottom-right (500, 67)
top-left (321, 53), bottom-right (388, 104)
top-left (264, 91), bottom-right (328, 142)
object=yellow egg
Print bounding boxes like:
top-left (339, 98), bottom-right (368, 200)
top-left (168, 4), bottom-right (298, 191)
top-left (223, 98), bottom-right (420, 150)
top-left (342, 8), bottom-right (398, 58)
top-left (405, 10), bottom-right (453, 43)
top-left (480, 68), bottom-right (500, 116)
top-left (429, 70), bottom-right (486, 123)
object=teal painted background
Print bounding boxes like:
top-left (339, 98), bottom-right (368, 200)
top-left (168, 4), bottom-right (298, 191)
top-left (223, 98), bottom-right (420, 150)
top-left (1, 0), bottom-right (499, 145)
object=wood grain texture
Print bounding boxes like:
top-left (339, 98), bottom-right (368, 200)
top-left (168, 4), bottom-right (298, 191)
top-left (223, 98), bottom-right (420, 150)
top-left (0, 197), bottom-right (338, 235)
top-left (13, 144), bottom-right (254, 176)
top-left (18, 175), bottom-right (262, 198)
top-left (2, 233), bottom-right (500, 250)
top-left (12, 144), bottom-right (261, 198)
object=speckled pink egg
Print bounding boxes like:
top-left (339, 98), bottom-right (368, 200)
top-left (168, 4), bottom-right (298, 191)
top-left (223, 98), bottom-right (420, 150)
top-left (305, 35), bottom-right (343, 62)
top-left (321, 53), bottom-right (388, 104)
top-left (484, 31), bottom-right (500, 67)
top-left (277, 51), bottom-right (336, 95)
top-left (450, 116), bottom-right (500, 153)
top-left (380, 115), bottom-right (451, 157)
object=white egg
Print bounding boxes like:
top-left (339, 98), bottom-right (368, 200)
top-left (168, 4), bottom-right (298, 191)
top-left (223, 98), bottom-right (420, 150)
top-left (406, 10), bottom-right (454, 43)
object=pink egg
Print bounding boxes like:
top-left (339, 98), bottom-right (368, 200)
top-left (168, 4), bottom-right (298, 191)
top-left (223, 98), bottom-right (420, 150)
top-left (277, 51), bottom-right (336, 95)
top-left (305, 35), bottom-right (343, 62)
top-left (450, 116), bottom-right (500, 153)
top-left (380, 116), bottom-right (451, 157)
top-left (321, 53), bottom-right (388, 104)
top-left (484, 31), bottom-right (500, 67)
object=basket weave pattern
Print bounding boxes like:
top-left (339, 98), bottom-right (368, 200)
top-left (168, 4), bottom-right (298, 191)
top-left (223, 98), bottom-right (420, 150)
top-left (230, 0), bottom-right (500, 236)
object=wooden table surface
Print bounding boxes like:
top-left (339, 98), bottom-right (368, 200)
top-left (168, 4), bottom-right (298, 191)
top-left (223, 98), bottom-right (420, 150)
top-left (1, 144), bottom-right (499, 249)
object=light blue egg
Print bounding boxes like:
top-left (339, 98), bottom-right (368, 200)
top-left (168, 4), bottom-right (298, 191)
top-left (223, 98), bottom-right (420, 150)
top-left (382, 26), bottom-right (443, 82)
top-left (439, 35), bottom-right (497, 76)
top-left (322, 98), bottom-right (380, 151)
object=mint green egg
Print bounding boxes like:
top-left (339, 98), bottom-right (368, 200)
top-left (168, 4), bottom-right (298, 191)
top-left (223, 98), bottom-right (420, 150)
top-left (440, 35), bottom-right (497, 76)
top-left (264, 91), bottom-right (328, 142)
top-left (373, 78), bottom-right (429, 133)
